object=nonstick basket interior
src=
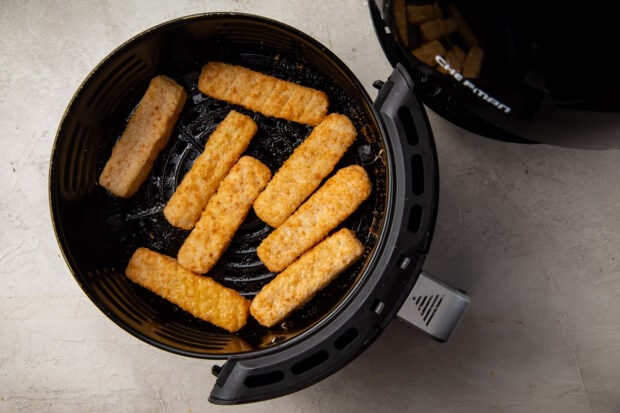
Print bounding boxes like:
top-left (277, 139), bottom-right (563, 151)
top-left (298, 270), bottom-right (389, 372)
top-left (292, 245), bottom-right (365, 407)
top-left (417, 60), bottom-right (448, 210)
top-left (50, 14), bottom-right (389, 357)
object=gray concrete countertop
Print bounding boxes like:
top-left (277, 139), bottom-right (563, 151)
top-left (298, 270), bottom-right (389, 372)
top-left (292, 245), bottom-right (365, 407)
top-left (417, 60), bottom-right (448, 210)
top-left (1, 1), bottom-right (619, 412)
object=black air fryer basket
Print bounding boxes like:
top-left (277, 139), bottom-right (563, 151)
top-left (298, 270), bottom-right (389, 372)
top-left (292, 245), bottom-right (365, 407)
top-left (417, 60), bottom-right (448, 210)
top-left (50, 13), bottom-right (469, 404)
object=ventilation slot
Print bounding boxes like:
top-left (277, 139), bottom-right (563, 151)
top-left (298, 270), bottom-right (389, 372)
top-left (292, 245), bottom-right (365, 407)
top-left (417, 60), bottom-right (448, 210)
top-left (398, 106), bottom-right (419, 145)
top-left (411, 154), bottom-right (424, 195)
top-left (291, 350), bottom-right (329, 375)
top-left (334, 327), bottom-right (359, 350)
top-left (245, 371), bottom-right (285, 388)
top-left (413, 294), bottom-right (444, 326)
top-left (408, 204), bottom-right (422, 233)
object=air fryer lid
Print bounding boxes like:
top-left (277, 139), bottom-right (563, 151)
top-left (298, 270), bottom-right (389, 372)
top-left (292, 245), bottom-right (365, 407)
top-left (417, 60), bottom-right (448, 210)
top-left (50, 13), bottom-right (438, 404)
top-left (371, 0), bottom-right (620, 148)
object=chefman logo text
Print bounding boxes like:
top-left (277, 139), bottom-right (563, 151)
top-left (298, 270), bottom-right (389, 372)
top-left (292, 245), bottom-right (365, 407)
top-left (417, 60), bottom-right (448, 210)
top-left (435, 55), bottom-right (511, 114)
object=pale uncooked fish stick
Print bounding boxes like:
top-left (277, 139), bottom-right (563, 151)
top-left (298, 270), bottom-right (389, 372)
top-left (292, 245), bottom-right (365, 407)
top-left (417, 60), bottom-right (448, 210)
top-left (99, 75), bottom-right (187, 198)
top-left (254, 113), bottom-right (357, 228)
top-left (163, 110), bottom-right (257, 230)
top-left (198, 61), bottom-right (329, 126)
top-left (177, 156), bottom-right (272, 275)
top-left (125, 247), bottom-right (250, 333)
top-left (251, 228), bottom-right (364, 328)
top-left (257, 165), bottom-right (371, 273)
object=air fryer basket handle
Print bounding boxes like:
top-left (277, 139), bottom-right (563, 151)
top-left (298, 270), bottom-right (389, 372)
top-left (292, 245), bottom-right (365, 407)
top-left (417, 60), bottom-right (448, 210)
top-left (374, 63), bottom-right (439, 254)
top-left (397, 270), bottom-right (470, 342)
top-left (208, 306), bottom-right (386, 405)
top-left (375, 66), bottom-right (470, 341)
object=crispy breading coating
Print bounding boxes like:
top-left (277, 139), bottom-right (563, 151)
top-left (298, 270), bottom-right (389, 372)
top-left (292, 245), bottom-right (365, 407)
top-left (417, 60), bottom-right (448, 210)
top-left (412, 40), bottom-right (447, 67)
top-left (125, 247), bottom-right (250, 333)
top-left (253, 113), bottom-right (357, 228)
top-left (251, 228), bottom-right (364, 328)
top-left (99, 75), bottom-right (186, 198)
top-left (163, 110), bottom-right (257, 230)
top-left (177, 156), bottom-right (272, 274)
top-left (198, 61), bottom-right (329, 126)
top-left (463, 46), bottom-right (484, 78)
top-left (437, 46), bottom-right (466, 74)
top-left (257, 165), bottom-right (371, 273)
top-left (419, 18), bottom-right (458, 42)
top-left (407, 3), bottom-right (443, 25)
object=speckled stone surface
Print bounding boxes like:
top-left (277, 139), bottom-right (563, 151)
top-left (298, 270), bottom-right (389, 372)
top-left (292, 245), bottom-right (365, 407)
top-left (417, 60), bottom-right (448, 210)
top-left (1, 1), bottom-right (620, 412)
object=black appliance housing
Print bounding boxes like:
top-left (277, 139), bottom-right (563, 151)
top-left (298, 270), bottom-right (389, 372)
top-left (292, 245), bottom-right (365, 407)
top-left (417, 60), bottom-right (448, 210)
top-left (371, 0), bottom-right (620, 148)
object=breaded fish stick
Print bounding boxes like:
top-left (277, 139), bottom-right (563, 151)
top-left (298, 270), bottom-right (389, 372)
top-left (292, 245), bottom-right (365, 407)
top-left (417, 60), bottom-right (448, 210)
top-left (251, 228), bottom-right (364, 328)
top-left (257, 165), bottom-right (371, 273)
top-left (392, 0), bottom-right (409, 46)
top-left (437, 46), bottom-right (466, 74)
top-left (253, 113), bottom-right (357, 228)
top-left (99, 75), bottom-right (186, 198)
top-left (407, 3), bottom-right (443, 25)
top-left (463, 46), bottom-right (484, 78)
top-left (163, 110), bottom-right (257, 230)
top-left (198, 61), bottom-right (329, 126)
top-left (420, 18), bottom-right (458, 42)
top-left (178, 156), bottom-right (272, 274)
top-left (125, 247), bottom-right (250, 333)
top-left (412, 40), bottom-right (446, 67)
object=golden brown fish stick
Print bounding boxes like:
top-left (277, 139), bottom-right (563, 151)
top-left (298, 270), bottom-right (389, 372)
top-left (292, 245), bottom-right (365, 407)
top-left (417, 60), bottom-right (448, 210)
top-left (463, 46), bottom-right (484, 78)
top-left (99, 75), bottom-right (187, 198)
top-left (198, 60), bottom-right (238, 97)
top-left (419, 18), bottom-right (458, 42)
top-left (225, 66), bottom-right (255, 106)
top-left (407, 4), bottom-right (444, 25)
top-left (392, 0), bottom-right (409, 46)
top-left (257, 165), bottom-right (371, 273)
top-left (177, 156), bottom-right (272, 275)
top-left (242, 70), bottom-right (277, 109)
top-left (437, 46), bottom-right (466, 74)
top-left (251, 228), bottom-right (364, 328)
top-left (253, 113), bottom-right (357, 228)
top-left (198, 61), bottom-right (329, 126)
top-left (163, 110), bottom-right (257, 230)
top-left (260, 79), bottom-right (294, 119)
top-left (412, 40), bottom-right (446, 67)
top-left (125, 248), bottom-right (250, 333)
